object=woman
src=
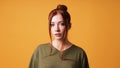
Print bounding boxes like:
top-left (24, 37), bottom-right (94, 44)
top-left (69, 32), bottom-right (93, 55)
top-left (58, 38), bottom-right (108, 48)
top-left (29, 4), bottom-right (89, 68)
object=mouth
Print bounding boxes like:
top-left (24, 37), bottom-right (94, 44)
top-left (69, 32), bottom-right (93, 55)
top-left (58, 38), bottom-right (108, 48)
top-left (54, 33), bottom-right (61, 37)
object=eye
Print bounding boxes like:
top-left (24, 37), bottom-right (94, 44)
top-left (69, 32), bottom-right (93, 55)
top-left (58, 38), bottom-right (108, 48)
top-left (60, 22), bottom-right (65, 26)
top-left (50, 23), bottom-right (54, 27)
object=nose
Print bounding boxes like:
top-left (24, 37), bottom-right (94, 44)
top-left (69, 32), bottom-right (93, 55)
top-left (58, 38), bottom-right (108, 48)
top-left (55, 24), bottom-right (60, 32)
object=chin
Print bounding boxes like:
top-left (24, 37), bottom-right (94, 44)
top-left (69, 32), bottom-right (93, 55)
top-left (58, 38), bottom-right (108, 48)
top-left (54, 37), bottom-right (63, 40)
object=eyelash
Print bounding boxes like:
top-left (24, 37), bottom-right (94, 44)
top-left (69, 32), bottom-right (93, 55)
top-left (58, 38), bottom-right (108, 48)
top-left (50, 23), bottom-right (54, 26)
top-left (50, 22), bottom-right (65, 27)
top-left (60, 23), bottom-right (65, 26)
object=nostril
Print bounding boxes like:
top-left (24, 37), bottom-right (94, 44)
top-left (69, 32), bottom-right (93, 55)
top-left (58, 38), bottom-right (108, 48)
top-left (56, 29), bottom-right (60, 32)
top-left (55, 28), bottom-right (60, 32)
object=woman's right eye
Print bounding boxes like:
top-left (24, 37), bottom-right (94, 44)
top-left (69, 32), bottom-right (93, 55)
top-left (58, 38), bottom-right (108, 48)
top-left (50, 23), bottom-right (54, 26)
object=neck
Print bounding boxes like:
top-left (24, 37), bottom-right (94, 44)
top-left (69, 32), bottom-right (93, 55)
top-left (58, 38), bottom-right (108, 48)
top-left (52, 38), bottom-right (72, 51)
top-left (53, 39), bottom-right (66, 46)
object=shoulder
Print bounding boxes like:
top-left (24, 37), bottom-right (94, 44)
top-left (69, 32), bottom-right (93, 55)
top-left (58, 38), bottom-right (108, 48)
top-left (37, 43), bottom-right (50, 48)
top-left (73, 45), bottom-right (89, 68)
top-left (72, 44), bottom-right (87, 55)
top-left (72, 44), bottom-right (89, 61)
top-left (35, 43), bottom-right (50, 51)
top-left (32, 43), bottom-right (50, 56)
top-left (72, 44), bottom-right (84, 52)
top-left (32, 43), bottom-right (50, 53)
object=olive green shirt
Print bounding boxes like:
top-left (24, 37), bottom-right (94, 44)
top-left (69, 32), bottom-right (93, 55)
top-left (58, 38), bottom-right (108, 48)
top-left (29, 43), bottom-right (89, 68)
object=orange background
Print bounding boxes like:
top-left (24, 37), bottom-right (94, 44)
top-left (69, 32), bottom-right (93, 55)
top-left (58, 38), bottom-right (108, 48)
top-left (0, 0), bottom-right (120, 68)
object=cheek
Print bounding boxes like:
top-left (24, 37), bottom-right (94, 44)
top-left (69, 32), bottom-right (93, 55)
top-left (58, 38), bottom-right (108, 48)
top-left (60, 26), bottom-right (65, 32)
top-left (51, 28), bottom-right (54, 34)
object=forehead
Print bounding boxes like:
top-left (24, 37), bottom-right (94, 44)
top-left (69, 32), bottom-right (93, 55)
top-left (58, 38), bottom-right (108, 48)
top-left (51, 14), bottom-right (64, 23)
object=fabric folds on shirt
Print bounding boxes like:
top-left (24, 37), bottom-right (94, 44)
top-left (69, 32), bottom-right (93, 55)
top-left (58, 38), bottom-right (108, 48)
top-left (29, 43), bottom-right (89, 68)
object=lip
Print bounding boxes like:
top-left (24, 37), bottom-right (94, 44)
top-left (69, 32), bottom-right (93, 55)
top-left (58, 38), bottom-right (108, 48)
top-left (54, 33), bottom-right (61, 37)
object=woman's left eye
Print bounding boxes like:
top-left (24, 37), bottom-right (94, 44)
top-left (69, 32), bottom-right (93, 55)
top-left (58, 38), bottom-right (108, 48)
top-left (60, 23), bottom-right (65, 26)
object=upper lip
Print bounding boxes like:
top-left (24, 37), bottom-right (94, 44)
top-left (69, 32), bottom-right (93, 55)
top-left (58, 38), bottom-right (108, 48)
top-left (55, 33), bottom-right (61, 35)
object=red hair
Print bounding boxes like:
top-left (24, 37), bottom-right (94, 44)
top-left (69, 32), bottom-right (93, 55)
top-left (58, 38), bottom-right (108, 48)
top-left (48, 5), bottom-right (71, 60)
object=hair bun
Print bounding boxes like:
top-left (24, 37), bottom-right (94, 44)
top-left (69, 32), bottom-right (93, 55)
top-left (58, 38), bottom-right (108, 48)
top-left (56, 4), bottom-right (67, 11)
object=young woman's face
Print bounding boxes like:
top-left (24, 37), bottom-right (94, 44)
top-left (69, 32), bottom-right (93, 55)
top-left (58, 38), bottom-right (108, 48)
top-left (51, 13), bottom-right (65, 40)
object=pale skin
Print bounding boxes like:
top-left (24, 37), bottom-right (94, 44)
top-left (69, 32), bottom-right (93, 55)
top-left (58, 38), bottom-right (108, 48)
top-left (50, 13), bottom-right (73, 52)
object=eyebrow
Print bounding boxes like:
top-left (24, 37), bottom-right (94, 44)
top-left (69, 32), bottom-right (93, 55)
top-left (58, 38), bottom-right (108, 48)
top-left (51, 21), bottom-right (64, 23)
